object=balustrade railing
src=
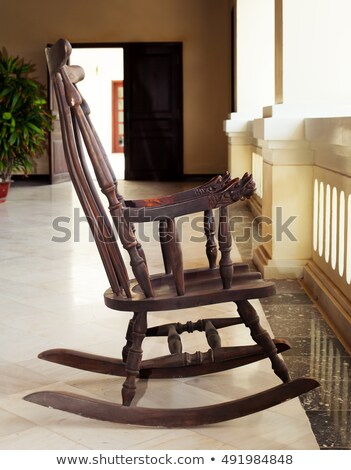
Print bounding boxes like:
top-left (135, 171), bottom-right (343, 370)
top-left (313, 169), bottom-right (351, 300)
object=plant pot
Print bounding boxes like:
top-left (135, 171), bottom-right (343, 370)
top-left (0, 181), bottom-right (11, 203)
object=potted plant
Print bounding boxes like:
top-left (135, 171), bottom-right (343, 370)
top-left (0, 48), bottom-right (53, 202)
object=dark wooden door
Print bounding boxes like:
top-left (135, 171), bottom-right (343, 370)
top-left (124, 43), bottom-right (183, 180)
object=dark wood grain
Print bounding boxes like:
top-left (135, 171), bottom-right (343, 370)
top-left (24, 378), bottom-right (319, 427)
top-left (37, 339), bottom-right (291, 378)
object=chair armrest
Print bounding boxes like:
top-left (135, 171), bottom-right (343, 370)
top-left (124, 172), bottom-right (231, 208)
top-left (124, 173), bottom-right (255, 222)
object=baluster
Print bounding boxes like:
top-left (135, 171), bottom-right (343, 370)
top-left (166, 218), bottom-right (185, 296)
top-left (159, 350), bottom-right (214, 368)
top-left (218, 206), bottom-right (233, 289)
top-left (205, 320), bottom-right (221, 349)
top-left (168, 325), bottom-right (182, 354)
top-left (146, 317), bottom-right (243, 336)
top-left (107, 191), bottom-right (153, 298)
top-left (204, 209), bottom-right (218, 268)
top-left (116, 190), bottom-right (147, 264)
top-left (122, 311), bottom-right (147, 406)
top-left (141, 343), bottom-right (287, 371)
top-left (159, 219), bottom-right (172, 274)
top-left (131, 223), bottom-right (147, 265)
top-left (236, 300), bottom-right (291, 383)
top-left (122, 313), bottom-right (137, 363)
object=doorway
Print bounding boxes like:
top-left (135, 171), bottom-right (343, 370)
top-left (49, 42), bottom-right (183, 182)
top-left (71, 47), bottom-right (125, 180)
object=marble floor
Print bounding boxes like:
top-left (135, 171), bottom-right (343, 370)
top-left (0, 179), bottom-right (348, 450)
top-left (234, 202), bottom-right (351, 450)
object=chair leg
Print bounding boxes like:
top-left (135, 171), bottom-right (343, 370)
top-left (122, 311), bottom-right (147, 407)
top-left (235, 300), bottom-right (291, 383)
top-left (122, 313), bottom-right (138, 363)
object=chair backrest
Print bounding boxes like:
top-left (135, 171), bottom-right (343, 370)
top-left (46, 39), bottom-right (154, 299)
top-left (45, 39), bottom-right (257, 301)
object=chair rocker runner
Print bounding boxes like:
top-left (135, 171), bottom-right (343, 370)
top-left (24, 39), bottom-right (319, 427)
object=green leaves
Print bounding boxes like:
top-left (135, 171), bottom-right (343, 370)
top-left (27, 122), bottom-right (43, 134)
top-left (0, 49), bottom-right (54, 179)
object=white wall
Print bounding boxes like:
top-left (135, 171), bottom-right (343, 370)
top-left (236, 0), bottom-right (274, 116)
top-left (70, 48), bottom-right (124, 155)
top-left (283, 0), bottom-right (351, 107)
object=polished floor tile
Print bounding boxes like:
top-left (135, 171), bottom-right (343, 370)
top-left (261, 279), bottom-right (351, 450)
top-left (235, 203), bottom-right (351, 450)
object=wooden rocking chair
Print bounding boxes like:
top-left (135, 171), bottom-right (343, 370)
top-left (24, 39), bottom-right (319, 427)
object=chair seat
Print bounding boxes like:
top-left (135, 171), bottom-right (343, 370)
top-left (104, 263), bottom-right (276, 312)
